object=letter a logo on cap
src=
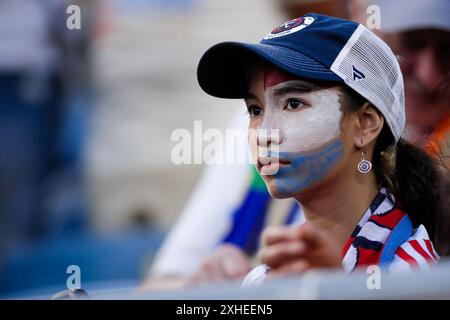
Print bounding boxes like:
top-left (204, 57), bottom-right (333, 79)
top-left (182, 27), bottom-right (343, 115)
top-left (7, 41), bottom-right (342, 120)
top-left (352, 65), bottom-right (365, 81)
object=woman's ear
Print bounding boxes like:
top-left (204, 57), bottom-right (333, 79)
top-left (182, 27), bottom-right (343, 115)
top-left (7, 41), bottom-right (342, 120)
top-left (353, 102), bottom-right (384, 149)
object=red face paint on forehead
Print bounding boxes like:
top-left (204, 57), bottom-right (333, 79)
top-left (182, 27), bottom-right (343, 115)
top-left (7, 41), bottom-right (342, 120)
top-left (263, 63), bottom-right (299, 89)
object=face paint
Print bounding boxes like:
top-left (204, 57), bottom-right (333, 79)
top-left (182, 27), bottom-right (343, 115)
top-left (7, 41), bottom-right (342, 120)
top-left (268, 139), bottom-right (344, 196)
top-left (263, 63), bottom-right (298, 89)
top-left (247, 63), bottom-right (346, 196)
top-left (261, 80), bottom-right (344, 153)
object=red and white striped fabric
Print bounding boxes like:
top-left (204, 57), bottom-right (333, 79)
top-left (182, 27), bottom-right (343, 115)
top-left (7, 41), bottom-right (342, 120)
top-left (388, 225), bottom-right (439, 274)
top-left (342, 188), bottom-right (439, 273)
top-left (242, 188), bottom-right (439, 287)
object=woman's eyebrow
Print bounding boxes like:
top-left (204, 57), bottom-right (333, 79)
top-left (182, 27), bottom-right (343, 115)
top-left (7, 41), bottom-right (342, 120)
top-left (273, 80), bottom-right (319, 98)
top-left (244, 92), bottom-right (258, 100)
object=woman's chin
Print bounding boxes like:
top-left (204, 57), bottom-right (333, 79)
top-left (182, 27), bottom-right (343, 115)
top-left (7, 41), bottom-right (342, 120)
top-left (265, 183), bottom-right (292, 199)
top-left (263, 178), bottom-right (308, 199)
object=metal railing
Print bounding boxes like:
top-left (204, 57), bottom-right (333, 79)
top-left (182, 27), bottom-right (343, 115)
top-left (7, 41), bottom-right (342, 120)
top-left (86, 259), bottom-right (450, 300)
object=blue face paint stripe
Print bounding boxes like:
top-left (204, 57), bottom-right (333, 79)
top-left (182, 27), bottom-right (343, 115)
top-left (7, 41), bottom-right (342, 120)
top-left (270, 139), bottom-right (344, 196)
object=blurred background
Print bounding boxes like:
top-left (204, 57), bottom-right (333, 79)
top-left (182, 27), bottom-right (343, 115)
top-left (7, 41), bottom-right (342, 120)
top-left (1, 0), bottom-right (448, 298)
top-left (0, 0), bottom-right (283, 297)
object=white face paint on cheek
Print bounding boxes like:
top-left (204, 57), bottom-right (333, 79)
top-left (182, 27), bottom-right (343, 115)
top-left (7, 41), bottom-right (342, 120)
top-left (276, 88), bottom-right (343, 153)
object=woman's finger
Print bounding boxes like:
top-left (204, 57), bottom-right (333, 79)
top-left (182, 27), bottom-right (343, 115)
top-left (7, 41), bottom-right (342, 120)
top-left (297, 223), bottom-right (328, 247)
top-left (263, 225), bottom-right (304, 246)
top-left (260, 240), bottom-right (306, 268)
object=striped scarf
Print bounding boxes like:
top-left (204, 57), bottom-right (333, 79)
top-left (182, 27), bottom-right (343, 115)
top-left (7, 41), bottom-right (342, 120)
top-left (342, 188), bottom-right (412, 272)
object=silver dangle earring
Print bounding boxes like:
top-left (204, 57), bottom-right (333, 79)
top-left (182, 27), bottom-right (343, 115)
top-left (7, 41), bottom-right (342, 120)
top-left (358, 150), bottom-right (372, 174)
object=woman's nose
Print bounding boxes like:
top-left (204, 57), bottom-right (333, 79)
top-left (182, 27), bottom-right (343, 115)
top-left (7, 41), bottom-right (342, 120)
top-left (257, 128), bottom-right (281, 147)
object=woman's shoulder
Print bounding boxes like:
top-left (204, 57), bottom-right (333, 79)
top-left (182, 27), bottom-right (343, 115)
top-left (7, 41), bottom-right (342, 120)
top-left (388, 224), bottom-right (439, 274)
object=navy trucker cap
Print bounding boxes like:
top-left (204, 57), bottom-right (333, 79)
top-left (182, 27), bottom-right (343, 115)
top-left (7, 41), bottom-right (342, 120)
top-left (197, 13), bottom-right (406, 144)
top-left (197, 13), bottom-right (357, 98)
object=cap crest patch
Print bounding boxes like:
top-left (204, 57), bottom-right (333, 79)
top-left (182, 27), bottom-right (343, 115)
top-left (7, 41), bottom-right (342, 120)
top-left (264, 16), bottom-right (315, 40)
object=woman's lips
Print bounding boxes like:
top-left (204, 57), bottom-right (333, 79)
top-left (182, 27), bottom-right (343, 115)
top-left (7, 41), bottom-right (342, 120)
top-left (257, 156), bottom-right (291, 175)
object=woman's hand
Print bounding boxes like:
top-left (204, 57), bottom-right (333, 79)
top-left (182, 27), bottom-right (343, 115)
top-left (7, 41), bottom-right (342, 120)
top-left (260, 223), bottom-right (343, 276)
top-left (188, 243), bottom-right (252, 284)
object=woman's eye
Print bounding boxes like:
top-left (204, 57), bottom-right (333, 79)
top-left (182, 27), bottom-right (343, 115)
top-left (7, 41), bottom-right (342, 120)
top-left (247, 105), bottom-right (263, 117)
top-left (285, 99), bottom-right (304, 110)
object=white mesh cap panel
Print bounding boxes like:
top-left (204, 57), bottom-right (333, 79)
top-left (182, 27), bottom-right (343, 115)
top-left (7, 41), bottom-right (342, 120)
top-left (330, 25), bottom-right (405, 144)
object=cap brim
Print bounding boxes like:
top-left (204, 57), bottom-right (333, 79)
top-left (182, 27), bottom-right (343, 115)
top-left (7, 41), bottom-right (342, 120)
top-left (197, 42), bottom-right (342, 99)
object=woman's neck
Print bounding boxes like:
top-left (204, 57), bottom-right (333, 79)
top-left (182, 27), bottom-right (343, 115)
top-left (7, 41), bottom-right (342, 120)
top-left (295, 173), bottom-right (379, 250)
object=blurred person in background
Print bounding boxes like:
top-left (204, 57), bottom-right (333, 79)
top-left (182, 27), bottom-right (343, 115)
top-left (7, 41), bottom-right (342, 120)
top-left (373, 0), bottom-right (450, 255)
top-left (373, 0), bottom-right (449, 164)
top-left (0, 0), bottom-right (96, 290)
